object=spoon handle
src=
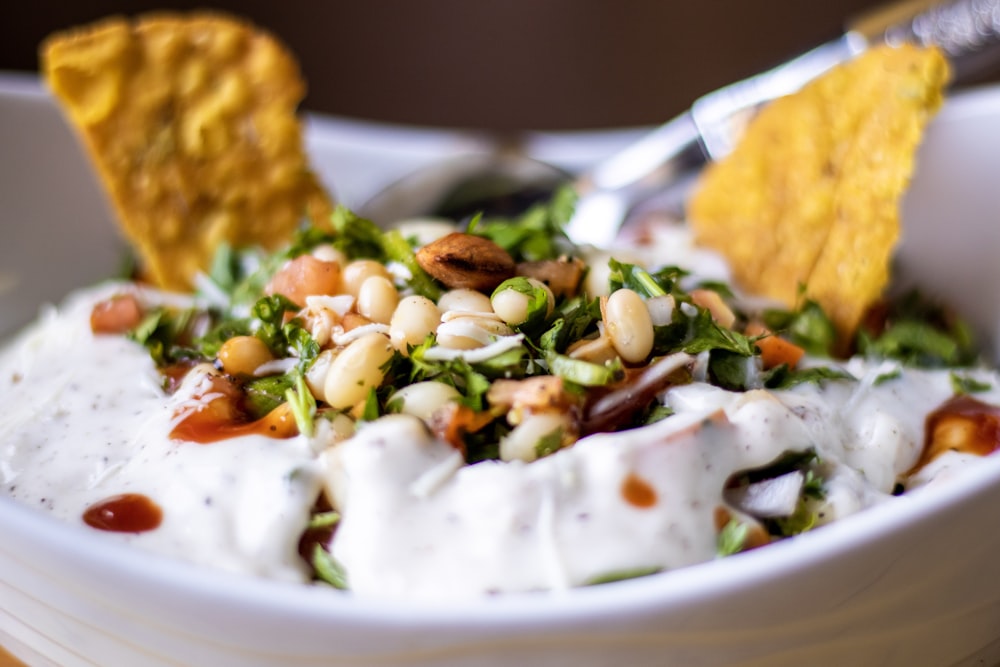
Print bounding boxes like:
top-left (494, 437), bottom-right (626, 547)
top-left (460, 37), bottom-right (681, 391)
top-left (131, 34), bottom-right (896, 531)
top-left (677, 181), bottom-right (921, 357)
top-left (566, 0), bottom-right (1000, 248)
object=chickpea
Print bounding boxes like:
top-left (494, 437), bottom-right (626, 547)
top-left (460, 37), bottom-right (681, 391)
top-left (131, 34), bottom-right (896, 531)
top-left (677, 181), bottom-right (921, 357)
top-left (217, 336), bottom-right (274, 376)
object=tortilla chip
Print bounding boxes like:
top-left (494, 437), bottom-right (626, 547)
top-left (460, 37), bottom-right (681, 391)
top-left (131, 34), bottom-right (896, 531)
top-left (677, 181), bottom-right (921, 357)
top-left (40, 12), bottom-right (333, 291)
top-left (688, 44), bottom-right (949, 339)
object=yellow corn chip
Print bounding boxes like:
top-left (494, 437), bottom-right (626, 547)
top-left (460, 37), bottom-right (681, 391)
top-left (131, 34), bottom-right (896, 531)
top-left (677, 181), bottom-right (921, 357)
top-left (688, 44), bottom-right (949, 339)
top-left (40, 12), bottom-right (332, 291)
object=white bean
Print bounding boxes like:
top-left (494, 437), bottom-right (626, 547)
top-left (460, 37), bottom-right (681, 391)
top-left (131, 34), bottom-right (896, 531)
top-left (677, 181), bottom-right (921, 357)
top-left (389, 295), bottom-right (441, 353)
top-left (605, 288), bottom-right (654, 363)
top-left (499, 412), bottom-right (569, 463)
top-left (305, 349), bottom-right (338, 403)
top-left (389, 381), bottom-right (460, 422)
top-left (313, 412), bottom-right (356, 450)
top-left (311, 244), bottom-right (347, 266)
top-left (491, 278), bottom-right (554, 326)
top-left (357, 275), bottom-right (399, 324)
top-left (323, 332), bottom-right (394, 409)
top-left (437, 288), bottom-right (493, 314)
top-left (436, 315), bottom-right (513, 350)
top-left (342, 260), bottom-right (391, 298)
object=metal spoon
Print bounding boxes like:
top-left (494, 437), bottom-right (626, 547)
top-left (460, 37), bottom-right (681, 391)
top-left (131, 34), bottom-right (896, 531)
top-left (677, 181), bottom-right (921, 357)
top-left (360, 0), bottom-right (1000, 247)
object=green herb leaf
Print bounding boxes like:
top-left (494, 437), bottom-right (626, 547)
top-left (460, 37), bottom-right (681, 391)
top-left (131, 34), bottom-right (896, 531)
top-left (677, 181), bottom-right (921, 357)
top-left (329, 205), bottom-right (386, 260)
top-left (285, 372), bottom-right (317, 437)
top-left (379, 229), bottom-right (443, 300)
top-left (716, 519), bottom-right (749, 557)
top-left (311, 543), bottom-right (349, 589)
top-left (607, 259), bottom-right (667, 298)
top-left (467, 184), bottom-right (578, 261)
top-left (545, 352), bottom-right (619, 387)
top-left (244, 373), bottom-right (296, 419)
top-left (763, 300), bottom-right (837, 357)
top-left (533, 427), bottom-right (565, 459)
top-left (762, 364), bottom-right (855, 390)
top-left (307, 511), bottom-right (341, 530)
top-left (584, 565), bottom-right (662, 586)
top-left (951, 372), bottom-right (992, 395)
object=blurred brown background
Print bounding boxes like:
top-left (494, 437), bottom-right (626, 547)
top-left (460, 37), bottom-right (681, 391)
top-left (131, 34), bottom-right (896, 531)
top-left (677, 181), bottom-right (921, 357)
top-left (1, 0), bottom-right (997, 131)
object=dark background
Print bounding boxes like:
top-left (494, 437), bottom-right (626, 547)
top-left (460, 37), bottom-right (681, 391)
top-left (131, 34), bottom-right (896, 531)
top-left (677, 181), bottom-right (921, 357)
top-left (1, 0), bottom-right (996, 131)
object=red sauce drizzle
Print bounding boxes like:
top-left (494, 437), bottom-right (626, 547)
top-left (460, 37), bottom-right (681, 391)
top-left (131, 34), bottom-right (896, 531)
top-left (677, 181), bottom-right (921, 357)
top-left (918, 395), bottom-right (1000, 470)
top-left (83, 493), bottom-right (162, 533)
top-left (170, 400), bottom-right (298, 444)
top-left (621, 472), bottom-right (658, 508)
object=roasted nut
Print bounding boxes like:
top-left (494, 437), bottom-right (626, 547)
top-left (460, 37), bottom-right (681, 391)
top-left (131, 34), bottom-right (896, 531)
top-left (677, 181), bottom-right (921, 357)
top-left (415, 233), bottom-right (515, 292)
top-left (516, 256), bottom-right (586, 298)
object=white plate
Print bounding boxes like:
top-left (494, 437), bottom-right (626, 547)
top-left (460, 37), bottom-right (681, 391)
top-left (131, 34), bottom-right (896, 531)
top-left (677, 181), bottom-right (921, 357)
top-left (3, 73), bottom-right (1000, 667)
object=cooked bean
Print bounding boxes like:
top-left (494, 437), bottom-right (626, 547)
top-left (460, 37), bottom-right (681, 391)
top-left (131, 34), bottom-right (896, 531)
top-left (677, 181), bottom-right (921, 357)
top-left (389, 381), bottom-right (460, 422)
top-left (90, 293), bottom-right (144, 334)
top-left (357, 275), bottom-right (399, 324)
top-left (605, 288), bottom-right (654, 363)
top-left (217, 335), bottom-right (274, 376)
top-left (390, 295), bottom-right (441, 353)
top-left (265, 255), bottom-right (341, 307)
top-left (491, 278), bottom-right (554, 326)
top-left (436, 316), bottom-right (513, 350)
top-left (342, 259), bottom-right (391, 298)
top-left (499, 412), bottom-right (570, 463)
top-left (437, 288), bottom-right (493, 314)
top-left (311, 243), bottom-right (347, 266)
top-left (305, 348), bottom-right (338, 402)
top-left (323, 332), bottom-right (394, 409)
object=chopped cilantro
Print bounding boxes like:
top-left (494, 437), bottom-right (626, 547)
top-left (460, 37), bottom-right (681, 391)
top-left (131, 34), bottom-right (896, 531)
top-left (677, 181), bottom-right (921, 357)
top-left (466, 184), bottom-right (577, 261)
top-left (716, 519), bottom-right (749, 557)
top-left (285, 372), bottom-right (317, 437)
top-left (311, 544), bottom-right (349, 589)
top-left (951, 372), bottom-right (992, 395)
top-left (533, 427), bottom-right (564, 459)
top-left (763, 300), bottom-right (837, 357)
top-left (584, 565), bottom-right (663, 586)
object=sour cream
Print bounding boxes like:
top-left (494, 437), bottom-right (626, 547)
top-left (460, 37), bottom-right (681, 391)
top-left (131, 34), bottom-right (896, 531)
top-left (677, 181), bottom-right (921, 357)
top-left (0, 281), bottom-right (996, 599)
top-left (0, 283), bottom-right (323, 582)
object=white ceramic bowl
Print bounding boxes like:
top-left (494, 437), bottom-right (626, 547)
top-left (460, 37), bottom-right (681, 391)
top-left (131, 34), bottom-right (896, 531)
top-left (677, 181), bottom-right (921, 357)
top-left (2, 73), bottom-right (1000, 667)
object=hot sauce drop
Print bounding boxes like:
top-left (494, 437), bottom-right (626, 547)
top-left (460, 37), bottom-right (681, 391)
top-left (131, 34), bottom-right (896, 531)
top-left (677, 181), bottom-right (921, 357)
top-left (83, 493), bottom-right (163, 532)
top-left (917, 395), bottom-right (1000, 470)
top-left (621, 472), bottom-right (658, 508)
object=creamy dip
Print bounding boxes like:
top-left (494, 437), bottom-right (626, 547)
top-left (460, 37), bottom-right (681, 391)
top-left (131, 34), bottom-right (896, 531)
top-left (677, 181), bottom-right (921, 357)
top-left (0, 283), bottom-right (323, 582)
top-left (2, 278), bottom-right (995, 598)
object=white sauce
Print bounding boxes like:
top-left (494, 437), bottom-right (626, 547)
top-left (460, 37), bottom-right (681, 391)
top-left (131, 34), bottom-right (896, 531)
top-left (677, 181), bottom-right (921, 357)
top-left (0, 283), bottom-right (322, 582)
top-left (1, 280), bottom-right (998, 599)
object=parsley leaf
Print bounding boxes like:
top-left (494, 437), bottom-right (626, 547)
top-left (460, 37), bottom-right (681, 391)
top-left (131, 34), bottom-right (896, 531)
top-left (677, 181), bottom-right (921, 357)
top-left (716, 519), bottom-right (749, 557)
top-left (467, 184), bottom-right (577, 261)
